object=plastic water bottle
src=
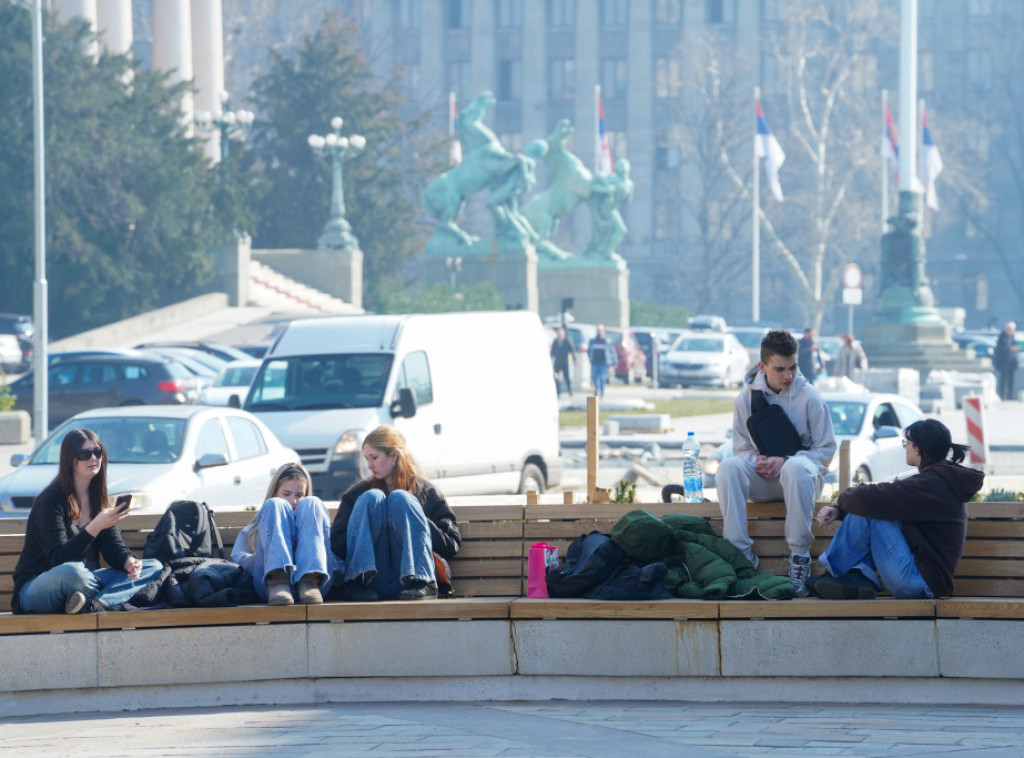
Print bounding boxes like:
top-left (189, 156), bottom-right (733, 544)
top-left (682, 432), bottom-right (703, 503)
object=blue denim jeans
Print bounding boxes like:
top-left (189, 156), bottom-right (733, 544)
top-left (344, 488), bottom-right (436, 600)
top-left (819, 513), bottom-right (934, 599)
top-left (19, 558), bottom-right (165, 613)
top-left (250, 496), bottom-right (338, 601)
top-left (591, 363), bottom-right (609, 397)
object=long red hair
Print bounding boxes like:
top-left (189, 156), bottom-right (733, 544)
top-left (362, 425), bottom-right (421, 494)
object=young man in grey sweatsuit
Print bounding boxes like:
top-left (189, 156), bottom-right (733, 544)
top-left (716, 329), bottom-right (836, 596)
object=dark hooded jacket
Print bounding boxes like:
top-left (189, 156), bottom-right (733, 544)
top-left (834, 461), bottom-right (984, 597)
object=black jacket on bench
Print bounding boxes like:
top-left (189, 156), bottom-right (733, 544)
top-left (11, 481), bottom-right (133, 613)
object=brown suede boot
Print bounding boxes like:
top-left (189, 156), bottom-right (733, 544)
top-left (296, 574), bottom-right (324, 604)
top-left (265, 569), bottom-right (294, 606)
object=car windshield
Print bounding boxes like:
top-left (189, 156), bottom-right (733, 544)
top-left (246, 353), bottom-right (392, 411)
top-left (827, 401), bottom-right (867, 437)
top-left (215, 365), bottom-right (257, 387)
top-left (30, 417), bottom-right (188, 464)
top-left (672, 337), bottom-right (724, 353)
top-left (732, 331), bottom-right (765, 348)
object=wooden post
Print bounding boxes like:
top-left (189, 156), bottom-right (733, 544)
top-left (839, 439), bottom-right (851, 491)
top-left (587, 395), bottom-right (600, 503)
top-left (526, 491), bottom-right (539, 505)
top-left (563, 490), bottom-right (574, 505)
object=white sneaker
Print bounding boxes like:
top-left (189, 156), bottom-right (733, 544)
top-left (788, 554), bottom-right (812, 597)
top-left (743, 549), bottom-right (760, 570)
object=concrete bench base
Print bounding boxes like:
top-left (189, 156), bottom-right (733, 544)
top-left (4, 600), bottom-right (1024, 717)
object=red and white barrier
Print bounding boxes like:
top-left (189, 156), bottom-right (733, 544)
top-left (964, 395), bottom-right (988, 467)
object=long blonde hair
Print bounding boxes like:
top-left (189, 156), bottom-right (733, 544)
top-left (362, 425), bottom-right (421, 494)
top-left (244, 462), bottom-right (312, 552)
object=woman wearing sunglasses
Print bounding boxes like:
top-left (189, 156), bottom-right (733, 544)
top-left (11, 428), bottom-right (163, 614)
top-left (810, 419), bottom-right (984, 600)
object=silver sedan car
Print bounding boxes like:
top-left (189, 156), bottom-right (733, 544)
top-left (701, 391), bottom-right (925, 488)
top-left (0, 405), bottom-right (300, 515)
top-left (658, 331), bottom-right (751, 389)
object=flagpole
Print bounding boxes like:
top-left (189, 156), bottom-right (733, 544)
top-left (594, 84), bottom-right (601, 173)
top-left (881, 89), bottom-right (888, 233)
top-left (752, 87), bottom-right (760, 324)
top-left (918, 97), bottom-right (926, 227)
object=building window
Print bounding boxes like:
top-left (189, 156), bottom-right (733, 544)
top-left (707, 0), bottom-right (735, 24)
top-left (655, 126), bottom-right (683, 169)
top-left (498, 59), bottom-right (523, 101)
top-left (549, 58), bottom-right (575, 99)
top-left (401, 62), bottom-right (420, 93)
top-left (601, 58), bottom-right (628, 99)
top-left (967, 50), bottom-right (992, 91)
top-left (396, 0), bottom-right (421, 29)
top-left (655, 57), bottom-right (681, 99)
top-left (497, 0), bottom-right (523, 27)
top-left (447, 61), bottom-right (472, 101)
top-left (446, 0), bottom-right (470, 29)
top-left (601, 0), bottom-right (629, 26)
top-left (920, 52), bottom-right (934, 92)
top-left (655, 197), bottom-right (678, 239)
top-left (654, 0), bottom-right (681, 25)
top-left (549, 0), bottom-right (575, 26)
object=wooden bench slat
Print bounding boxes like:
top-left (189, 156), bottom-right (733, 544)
top-left (937, 597), bottom-right (1024, 618)
top-left (97, 604), bottom-right (307, 630)
top-left (967, 522), bottom-right (1024, 538)
top-left (0, 613), bottom-right (99, 635)
top-left (954, 578), bottom-right (1024, 596)
top-left (962, 540), bottom-right (1024, 558)
top-left (308, 597), bottom-right (513, 622)
top-left (458, 522), bottom-right (524, 539)
top-left (719, 598), bottom-right (936, 619)
top-left (954, 558), bottom-right (1024, 577)
top-left (510, 598), bottom-right (719, 620)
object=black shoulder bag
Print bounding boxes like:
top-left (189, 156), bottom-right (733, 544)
top-left (745, 390), bottom-right (808, 458)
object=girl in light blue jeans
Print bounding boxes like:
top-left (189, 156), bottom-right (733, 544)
top-left (233, 463), bottom-right (339, 606)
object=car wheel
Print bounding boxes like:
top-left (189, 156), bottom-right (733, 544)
top-left (518, 463), bottom-right (546, 495)
top-left (854, 465), bottom-right (872, 484)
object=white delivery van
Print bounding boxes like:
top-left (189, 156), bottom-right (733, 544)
top-left (243, 311), bottom-right (563, 500)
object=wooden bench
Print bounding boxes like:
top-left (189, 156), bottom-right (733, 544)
top-left (3, 498), bottom-right (1024, 613)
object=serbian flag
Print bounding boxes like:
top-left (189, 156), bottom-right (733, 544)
top-left (882, 104), bottom-right (900, 180)
top-left (596, 87), bottom-right (614, 175)
top-left (922, 109), bottom-right (944, 211)
top-left (755, 98), bottom-right (785, 202)
top-left (448, 91), bottom-right (462, 166)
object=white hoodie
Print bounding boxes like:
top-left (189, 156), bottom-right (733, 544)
top-left (731, 364), bottom-right (836, 471)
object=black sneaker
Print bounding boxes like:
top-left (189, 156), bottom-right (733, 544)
top-left (398, 580), bottom-right (438, 601)
top-left (341, 580), bottom-right (379, 602)
top-left (808, 572), bottom-right (878, 600)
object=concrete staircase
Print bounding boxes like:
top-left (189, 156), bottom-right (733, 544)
top-left (248, 260), bottom-right (362, 316)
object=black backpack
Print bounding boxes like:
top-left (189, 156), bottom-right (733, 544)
top-left (143, 500), bottom-right (225, 564)
top-left (746, 390), bottom-right (808, 458)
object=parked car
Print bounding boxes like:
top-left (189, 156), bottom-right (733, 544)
top-left (200, 359), bottom-right (261, 406)
top-left (0, 334), bottom-right (22, 374)
top-left (688, 314), bottom-right (728, 332)
top-left (632, 327), bottom-right (683, 378)
top-left (727, 326), bottom-right (769, 363)
top-left (701, 391), bottom-right (925, 488)
top-left (135, 341), bottom-right (252, 364)
top-left (0, 405), bottom-right (299, 514)
top-left (0, 313), bottom-right (34, 372)
top-left (604, 326), bottom-right (648, 384)
top-left (658, 331), bottom-right (750, 388)
top-left (8, 352), bottom-right (200, 429)
top-left (233, 341), bottom-right (273, 359)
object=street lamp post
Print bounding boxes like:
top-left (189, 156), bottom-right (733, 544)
top-left (308, 117), bottom-right (366, 252)
top-left (194, 91), bottom-right (254, 165)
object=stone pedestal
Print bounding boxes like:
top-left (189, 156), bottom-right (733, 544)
top-left (252, 247), bottom-right (363, 309)
top-left (861, 320), bottom-right (986, 376)
top-left (422, 239), bottom-right (538, 313)
top-left (213, 235), bottom-right (250, 307)
top-left (538, 258), bottom-right (629, 327)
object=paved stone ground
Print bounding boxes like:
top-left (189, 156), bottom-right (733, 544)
top-left (3, 701), bottom-right (1024, 757)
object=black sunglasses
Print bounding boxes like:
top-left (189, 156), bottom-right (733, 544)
top-left (75, 447), bottom-right (103, 461)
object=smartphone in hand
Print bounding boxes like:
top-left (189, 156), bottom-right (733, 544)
top-left (114, 494), bottom-right (132, 514)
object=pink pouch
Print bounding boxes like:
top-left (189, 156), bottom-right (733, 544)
top-left (527, 542), bottom-right (559, 598)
